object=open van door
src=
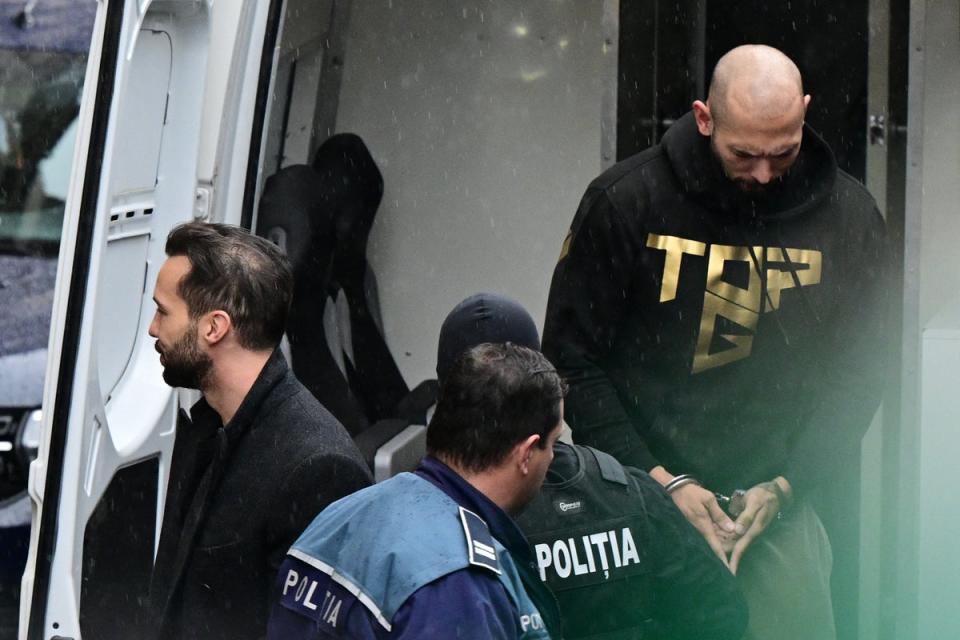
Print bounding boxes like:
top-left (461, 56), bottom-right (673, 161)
top-left (17, 1), bottom-right (275, 637)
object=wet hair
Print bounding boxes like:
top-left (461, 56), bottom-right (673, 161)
top-left (165, 222), bottom-right (293, 351)
top-left (427, 343), bottom-right (566, 473)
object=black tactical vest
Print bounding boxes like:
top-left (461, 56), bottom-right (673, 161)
top-left (517, 445), bottom-right (657, 639)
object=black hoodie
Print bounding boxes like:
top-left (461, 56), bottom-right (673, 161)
top-left (543, 112), bottom-right (887, 496)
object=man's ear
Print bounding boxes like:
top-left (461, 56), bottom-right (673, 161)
top-left (692, 100), bottom-right (713, 136)
top-left (200, 310), bottom-right (232, 346)
top-left (514, 434), bottom-right (542, 476)
top-left (803, 94), bottom-right (812, 114)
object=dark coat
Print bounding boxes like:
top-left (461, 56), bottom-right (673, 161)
top-left (149, 349), bottom-right (372, 640)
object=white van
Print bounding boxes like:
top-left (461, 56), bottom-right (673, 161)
top-left (15, 1), bottom-right (960, 639)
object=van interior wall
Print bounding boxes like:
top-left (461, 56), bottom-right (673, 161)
top-left (915, 2), bottom-right (960, 639)
top-left (334, 0), bottom-right (607, 383)
top-left (917, 1), bottom-right (960, 327)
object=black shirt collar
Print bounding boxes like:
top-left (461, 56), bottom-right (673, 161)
top-left (542, 442), bottom-right (584, 486)
top-left (188, 348), bottom-right (289, 440)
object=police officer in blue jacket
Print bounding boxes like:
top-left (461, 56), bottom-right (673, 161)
top-left (267, 342), bottom-right (565, 639)
top-left (436, 293), bottom-right (748, 640)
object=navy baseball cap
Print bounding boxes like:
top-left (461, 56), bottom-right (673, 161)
top-left (436, 293), bottom-right (541, 383)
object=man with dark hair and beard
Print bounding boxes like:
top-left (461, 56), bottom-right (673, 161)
top-left (543, 45), bottom-right (887, 640)
top-left (147, 222), bottom-right (371, 640)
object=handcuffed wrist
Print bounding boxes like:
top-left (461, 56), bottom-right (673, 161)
top-left (664, 474), bottom-right (701, 494)
top-left (769, 478), bottom-right (793, 511)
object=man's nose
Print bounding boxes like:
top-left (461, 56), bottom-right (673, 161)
top-left (148, 313), bottom-right (159, 338)
top-left (750, 159), bottom-right (773, 184)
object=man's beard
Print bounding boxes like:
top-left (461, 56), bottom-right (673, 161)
top-left (156, 323), bottom-right (213, 390)
top-left (710, 136), bottom-right (786, 197)
top-left (733, 176), bottom-right (776, 194)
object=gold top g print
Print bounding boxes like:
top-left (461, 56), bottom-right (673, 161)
top-left (645, 233), bottom-right (822, 374)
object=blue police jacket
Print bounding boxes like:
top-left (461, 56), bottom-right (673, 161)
top-left (267, 456), bottom-right (561, 639)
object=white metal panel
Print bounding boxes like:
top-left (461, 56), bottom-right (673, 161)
top-left (195, 0), bottom-right (247, 186)
top-left (95, 232), bottom-right (149, 400)
top-left (280, 45), bottom-right (324, 167)
top-left (916, 0), bottom-right (960, 327)
top-left (94, 28), bottom-right (174, 402)
top-left (913, 7), bottom-right (960, 640)
top-left (19, 1), bottom-right (112, 632)
top-left (336, 0), bottom-right (607, 383)
top-left (108, 29), bottom-right (171, 196)
top-left (205, 0), bottom-right (276, 226)
top-left (894, 2), bottom-right (960, 638)
top-left (918, 302), bottom-right (960, 640)
top-left (21, 1), bottom-right (218, 636)
top-left (858, 3), bottom-right (892, 638)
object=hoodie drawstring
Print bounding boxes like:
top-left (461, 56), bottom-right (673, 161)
top-left (775, 222), bottom-right (823, 326)
top-left (737, 204), bottom-right (794, 347)
top-left (745, 243), bottom-right (793, 347)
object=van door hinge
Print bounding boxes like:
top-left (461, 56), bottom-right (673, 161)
top-left (869, 114), bottom-right (886, 146)
top-left (193, 185), bottom-right (211, 220)
top-left (869, 114), bottom-right (907, 146)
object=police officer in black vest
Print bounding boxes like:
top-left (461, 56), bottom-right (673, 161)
top-left (437, 294), bottom-right (747, 640)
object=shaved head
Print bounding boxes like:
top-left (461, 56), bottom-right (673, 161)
top-left (692, 45), bottom-right (811, 193)
top-left (708, 45), bottom-right (805, 127)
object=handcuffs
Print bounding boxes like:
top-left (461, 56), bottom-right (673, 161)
top-left (716, 481), bottom-right (790, 520)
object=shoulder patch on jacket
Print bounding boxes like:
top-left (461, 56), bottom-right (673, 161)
top-left (277, 555), bottom-right (359, 632)
top-left (459, 507), bottom-right (501, 575)
top-left (587, 446), bottom-right (628, 486)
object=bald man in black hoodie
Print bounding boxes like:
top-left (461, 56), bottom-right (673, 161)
top-left (544, 45), bottom-right (887, 640)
